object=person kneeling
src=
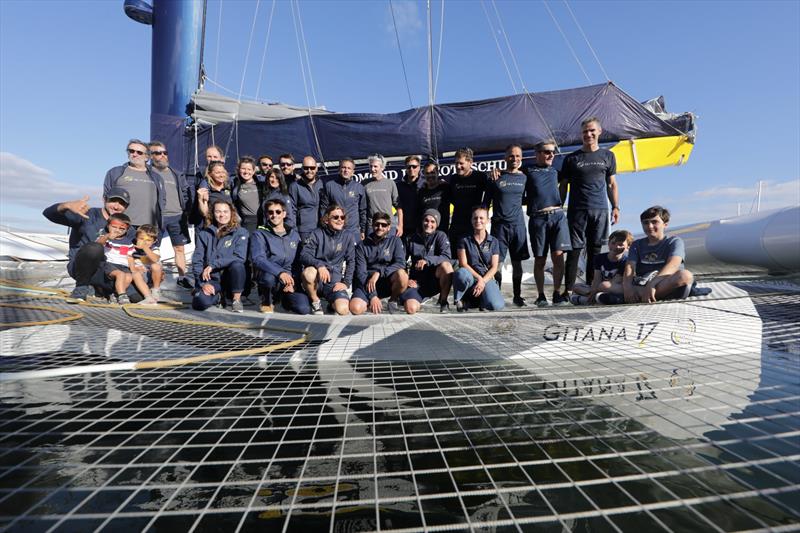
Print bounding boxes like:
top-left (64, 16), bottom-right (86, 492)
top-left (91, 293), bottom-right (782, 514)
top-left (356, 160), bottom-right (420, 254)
top-left (453, 206), bottom-right (505, 312)
top-left (623, 206), bottom-right (694, 304)
top-left (350, 212), bottom-right (414, 315)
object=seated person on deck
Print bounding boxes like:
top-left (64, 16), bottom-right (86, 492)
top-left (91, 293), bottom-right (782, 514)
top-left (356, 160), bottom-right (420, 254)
top-left (571, 229), bottom-right (632, 305)
top-left (131, 224), bottom-right (164, 302)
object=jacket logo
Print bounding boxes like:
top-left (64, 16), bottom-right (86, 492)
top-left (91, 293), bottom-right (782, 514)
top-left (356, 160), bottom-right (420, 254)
top-left (122, 176), bottom-right (133, 182)
top-left (348, 191), bottom-right (355, 197)
top-left (383, 248), bottom-right (391, 258)
top-left (290, 242), bottom-right (297, 249)
top-left (336, 243), bottom-right (342, 252)
top-left (224, 240), bottom-right (233, 248)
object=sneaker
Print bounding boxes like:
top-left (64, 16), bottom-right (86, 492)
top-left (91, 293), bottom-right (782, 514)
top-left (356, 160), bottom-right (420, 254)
top-left (311, 300), bottom-right (324, 315)
top-left (438, 299), bottom-right (450, 313)
top-left (107, 294), bottom-right (118, 305)
top-left (535, 295), bottom-right (549, 308)
top-left (150, 288), bottom-right (162, 301)
top-left (553, 292), bottom-right (571, 306)
top-left (140, 295), bottom-right (159, 305)
top-left (456, 300), bottom-right (466, 313)
top-left (512, 296), bottom-right (527, 307)
top-left (260, 304), bottom-right (274, 314)
top-left (569, 294), bottom-right (589, 306)
top-left (177, 276), bottom-right (194, 290)
top-left (67, 285), bottom-right (94, 302)
top-left (231, 299), bottom-right (244, 313)
top-left (596, 292), bottom-right (624, 305)
top-left (116, 294), bottom-right (131, 305)
top-left (387, 300), bottom-right (400, 313)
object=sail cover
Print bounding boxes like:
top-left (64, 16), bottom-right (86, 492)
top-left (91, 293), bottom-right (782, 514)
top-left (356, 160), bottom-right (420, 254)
top-left (177, 81), bottom-right (694, 172)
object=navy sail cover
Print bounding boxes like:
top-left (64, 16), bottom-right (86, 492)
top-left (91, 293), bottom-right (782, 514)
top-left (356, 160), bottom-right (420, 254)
top-left (177, 82), bottom-right (692, 172)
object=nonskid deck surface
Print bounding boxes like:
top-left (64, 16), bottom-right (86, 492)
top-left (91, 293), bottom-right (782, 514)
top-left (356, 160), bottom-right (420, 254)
top-left (0, 280), bottom-right (798, 531)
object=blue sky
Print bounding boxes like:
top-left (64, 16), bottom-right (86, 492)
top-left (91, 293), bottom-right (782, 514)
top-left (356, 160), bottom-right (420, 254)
top-left (1, 0), bottom-right (798, 234)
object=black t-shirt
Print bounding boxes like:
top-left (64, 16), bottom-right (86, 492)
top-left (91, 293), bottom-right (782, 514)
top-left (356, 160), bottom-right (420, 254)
top-left (418, 183), bottom-right (450, 232)
top-left (448, 171), bottom-right (487, 231)
top-left (561, 148), bottom-right (616, 210)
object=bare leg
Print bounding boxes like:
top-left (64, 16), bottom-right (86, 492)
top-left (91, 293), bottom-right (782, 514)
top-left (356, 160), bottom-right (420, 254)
top-left (436, 262), bottom-right (453, 303)
top-left (349, 298), bottom-right (367, 315)
top-left (533, 257), bottom-right (547, 295)
top-left (551, 251), bottom-right (565, 294)
top-left (302, 267), bottom-right (320, 302)
top-left (131, 271), bottom-right (152, 297)
top-left (173, 245), bottom-right (186, 277)
top-left (150, 263), bottom-right (163, 289)
top-left (332, 297), bottom-right (350, 315)
top-left (390, 270), bottom-right (409, 300)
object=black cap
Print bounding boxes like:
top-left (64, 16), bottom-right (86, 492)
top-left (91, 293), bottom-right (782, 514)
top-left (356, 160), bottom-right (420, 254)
top-left (105, 187), bottom-right (130, 206)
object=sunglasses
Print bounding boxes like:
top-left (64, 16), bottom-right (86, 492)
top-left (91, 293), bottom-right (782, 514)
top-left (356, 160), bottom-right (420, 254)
top-left (329, 214), bottom-right (346, 220)
top-left (150, 150), bottom-right (167, 156)
top-left (538, 150), bottom-right (556, 155)
top-left (127, 148), bottom-right (146, 155)
top-left (302, 166), bottom-right (316, 170)
top-left (373, 221), bottom-right (390, 228)
top-left (279, 162), bottom-right (294, 167)
top-left (406, 164), bottom-right (419, 169)
top-left (267, 210), bottom-right (283, 215)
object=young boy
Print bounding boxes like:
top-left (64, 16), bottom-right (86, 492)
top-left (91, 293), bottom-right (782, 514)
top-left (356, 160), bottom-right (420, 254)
top-left (570, 229), bottom-right (632, 305)
top-left (623, 205), bottom-right (694, 303)
top-left (131, 224), bottom-right (164, 302)
top-left (98, 214), bottom-right (157, 305)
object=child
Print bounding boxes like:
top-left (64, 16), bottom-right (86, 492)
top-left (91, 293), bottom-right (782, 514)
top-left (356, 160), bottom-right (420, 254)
top-left (98, 213), bottom-right (136, 304)
top-left (570, 229), bottom-right (632, 305)
top-left (131, 224), bottom-right (163, 301)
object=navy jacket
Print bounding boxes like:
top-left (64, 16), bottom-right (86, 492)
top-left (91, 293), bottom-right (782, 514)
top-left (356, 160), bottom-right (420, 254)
top-left (250, 225), bottom-right (302, 277)
top-left (319, 176), bottom-right (367, 234)
top-left (406, 230), bottom-right (451, 274)
top-left (263, 187), bottom-right (296, 227)
top-left (354, 233), bottom-right (406, 296)
top-left (299, 227), bottom-right (356, 287)
top-left (288, 178), bottom-right (324, 236)
top-left (192, 225), bottom-right (249, 283)
top-left (103, 163), bottom-right (166, 231)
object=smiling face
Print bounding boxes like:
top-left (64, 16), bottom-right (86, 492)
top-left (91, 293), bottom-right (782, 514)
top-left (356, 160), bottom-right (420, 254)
top-left (641, 215), bottom-right (667, 241)
top-left (302, 157), bottom-right (318, 182)
top-left (581, 120), bottom-right (602, 149)
top-left (104, 198), bottom-right (127, 215)
top-left (455, 156), bottom-right (472, 176)
top-left (471, 208), bottom-right (488, 231)
top-left (213, 203), bottom-right (232, 226)
top-left (505, 146), bottom-right (522, 172)
top-left (608, 237), bottom-right (629, 256)
top-left (209, 164), bottom-right (229, 188)
top-left (238, 162), bottom-right (255, 182)
top-left (265, 202), bottom-right (286, 227)
top-left (372, 217), bottom-right (391, 239)
top-left (535, 144), bottom-right (556, 167)
top-left (279, 157), bottom-right (295, 176)
top-left (369, 160), bottom-right (383, 178)
top-left (258, 157), bottom-right (273, 174)
top-left (339, 160), bottom-right (355, 181)
top-left (206, 146), bottom-right (223, 163)
top-left (421, 214), bottom-right (438, 235)
top-left (126, 142), bottom-right (148, 168)
top-left (268, 172), bottom-right (280, 189)
top-left (326, 208), bottom-right (346, 231)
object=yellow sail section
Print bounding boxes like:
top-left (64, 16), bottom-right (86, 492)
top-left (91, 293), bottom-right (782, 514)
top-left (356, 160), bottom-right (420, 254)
top-left (610, 135), bottom-right (694, 173)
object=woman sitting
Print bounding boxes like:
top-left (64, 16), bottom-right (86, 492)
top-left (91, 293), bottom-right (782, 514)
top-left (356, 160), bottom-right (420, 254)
top-left (191, 199), bottom-right (249, 312)
top-left (453, 205), bottom-right (505, 311)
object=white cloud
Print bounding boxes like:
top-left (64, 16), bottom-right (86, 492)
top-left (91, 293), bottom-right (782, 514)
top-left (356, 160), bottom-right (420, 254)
top-left (386, 1), bottom-right (423, 39)
top-left (0, 152), bottom-right (101, 209)
top-left (692, 179), bottom-right (800, 201)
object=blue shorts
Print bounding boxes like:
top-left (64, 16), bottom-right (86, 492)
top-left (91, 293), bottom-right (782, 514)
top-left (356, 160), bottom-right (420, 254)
top-left (490, 220), bottom-right (530, 261)
top-left (352, 277), bottom-right (393, 302)
top-left (528, 209), bottom-right (572, 257)
top-left (410, 267), bottom-right (440, 298)
top-left (319, 280), bottom-right (350, 305)
top-left (568, 208), bottom-right (609, 250)
top-left (162, 214), bottom-right (190, 246)
top-left (397, 286), bottom-right (426, 303)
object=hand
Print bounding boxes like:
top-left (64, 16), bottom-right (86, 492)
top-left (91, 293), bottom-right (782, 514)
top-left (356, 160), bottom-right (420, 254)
top-left (611, 207), bottom-right (620, 225)
top-left (396, 226), bottom-right (403, 238)
top-left (201, 283), bottom-right (216, 296)
top-left (201, 265), bottom-right (213, 281)
top-left (138, 241), bottom-right (152, 252)
top-left (279, 272), bottom-right (294, 291)
top-left (332, 282), bottom-right (347, 293)
top-left (107, 226), bottom-right (127, 240)
top-left (366, 272), bottom-right (379, 293)
top-left (197, 188), bottom-right (209, 203)
top-left (490, 168), bottom-right (501, 181)
top-left (646, 286), bottom-right (657, 303)
top-left (317, 266), bottom-right (331, 283)
top-left (360, 232), bottom-right (365, 241)
top-left (414, 259), bottom-right (427, 270)
top-left (369, 296), bottom-right (382, 314)
top-left (407, 279), bottom-right (418, 288)
top-left (64, 196), bottom-right (90, 219)
top-left (472, 277), bottom-right (486, 297)
top-left (133, 265), bottom-right (146, 274)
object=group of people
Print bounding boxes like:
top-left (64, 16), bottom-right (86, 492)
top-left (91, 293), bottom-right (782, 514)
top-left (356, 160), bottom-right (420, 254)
top-left (44, 116), bottom-right (696, 314)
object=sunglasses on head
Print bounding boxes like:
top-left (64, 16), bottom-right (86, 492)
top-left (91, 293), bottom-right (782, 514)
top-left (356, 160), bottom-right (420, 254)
top-left (127, 148), bottom-right (146, 155)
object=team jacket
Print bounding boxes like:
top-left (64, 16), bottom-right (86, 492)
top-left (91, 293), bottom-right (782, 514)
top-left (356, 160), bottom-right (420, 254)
top-left (405, 230), bottom-right (451, 273)
top-left (263, 187), bottom-right (296, 227)
top-left (354, 233), bottom-right (406, 296)
top-left (288, 179), bottom-right (324, 235)
top-left (249, 225), bottom-right (302, 277)
top-left (191, 225), bottom-right (249, 282)
top-left (319, 176), bottom-right (367, 234)
top-left (299, 226), bottom-right (356, 287)
top-left (102, 163), bottom-right (166, 230)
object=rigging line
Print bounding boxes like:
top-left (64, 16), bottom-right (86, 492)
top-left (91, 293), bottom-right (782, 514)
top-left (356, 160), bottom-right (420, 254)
top-left (213, 0), bottom-right (223, 81)
top-left (542, 0), bottom-right (591, 84)
top-left (389, 0), bottom-right (415, 109)
top-left (433, 0), bottom-right (445, 101)
top-left (563, 0), bottom-right (610, 81)
top-left (294, 0), bottom-right (319, 109)
top-left (479, 0), bottom-right (517, 94)
top-left (198, 0), bottom-right (208, 89)
top-left (237, 0), bottom-right (262, 101)
top-left (427, 0), bottom-right (438, 161)
top-left (255, 0), bottom-right (278, 101)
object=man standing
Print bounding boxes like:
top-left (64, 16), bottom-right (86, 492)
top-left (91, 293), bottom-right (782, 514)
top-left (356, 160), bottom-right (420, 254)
top-left (418, 162), bottom-right (450, 233)
top-left (559, 117), bottom-right (619, 297)
top-left (257, 154), bottom-right (274, 182)
top-left (278, 153), bottom-right (298, 185)
top-left (363, 154), bottom-right (403, 237)
top-left (148, 141), bottom-right (193, 288)
top-left (288, 156), bottom-right (324, 240)
top-left (526, 140), bottom-right (572, 307)
top-left (319, 157), bottom-right (367, 241)
top-left (447, 147), bottom-right (487, 255)
top-left (397, 155), bottom-right (424, 238)
top-left (103, 140), bottom-right (165, 232)
top-left (486, 145), bottom-right (530, 306)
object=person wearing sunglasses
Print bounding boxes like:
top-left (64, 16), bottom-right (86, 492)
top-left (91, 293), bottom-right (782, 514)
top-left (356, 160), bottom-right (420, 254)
top-left (526, 140), bottom-right (572, 307)
top-left (403, 209), bottom-right (453, 313)
top-left (363, 154), bottom-right (404, 237)
top-left (319, 157), bottom-right (367, 242)
top-left (559, 117), bottom-right (620, 301)
top-left (250, 199), bottom-right (311, 314)
top-left (350, 212), bottom-right (413, 315)
top-left (103, 139), bottom-right (166, 232)
top-left (397, 155), bottom-right (424, 239)
top-left (299, 204), bottom-right (356, 315)
top-left (277, 153), bottom-right (299, 186)
top-left (288, 156), bottom-right (324, 240)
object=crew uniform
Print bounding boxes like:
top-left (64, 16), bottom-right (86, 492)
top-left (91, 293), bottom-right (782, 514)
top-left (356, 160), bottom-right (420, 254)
top-left (397, 176), bottom-right (424, 237)
top-left (486, 171), bottom-right (530, 262)
top-left (447, 171), bottom-right (487, 255)
top-left (363, 177), bottom-right (401, 232)
top-left (319, 176), bottom-right (367, 241)
top-left (191, 225), bottom-right (249, 310)
top-left (152, 165), bottom-right (192, 247)
top-left (299, 225), bottom-right (356, 305)
top-left (418, 182), bottom-right (450, 233)
top-left (403, 228), bottom-right (451, 303)
top-left (352, 232), bottom-right (410, 304)
top-left (198, 178), bottom-right (233, 223)
top-left (263, 185), bottom-right (295, 227)
top-left (525, 165), bottom-right (572, 257)
top-left (454, 233), bottom-right (505, 311)
top-left (103, 164), bottom-right (166, 232)
top-left (249, 224), bottom-right (311, 314)
top-left (288, 178), bottom-right (324, 240)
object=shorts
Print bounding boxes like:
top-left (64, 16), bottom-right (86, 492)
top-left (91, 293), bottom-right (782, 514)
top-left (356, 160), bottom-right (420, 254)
top-left (104, 263), bottom-right (131, 277)
top-left (410, 266), bottom-right (440, 297)
top-left (352, 277), bottom-right (393, 302)
top-left (396, 286), bottom-right (429, 304)
top-left (319, 280), bottom-right (350, 304)
top-left (567, 208), bottom-right (609, 250)
top-left (490, 220), bottom-right (530, 261)
top-left (162, 214), bottom-right (190, 246)
top-left (529, 209), bottom-right (572, 257)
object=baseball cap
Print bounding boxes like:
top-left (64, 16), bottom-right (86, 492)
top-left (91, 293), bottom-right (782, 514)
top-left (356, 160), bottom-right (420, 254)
top-left (106, 187), bottom-right (130, 205)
